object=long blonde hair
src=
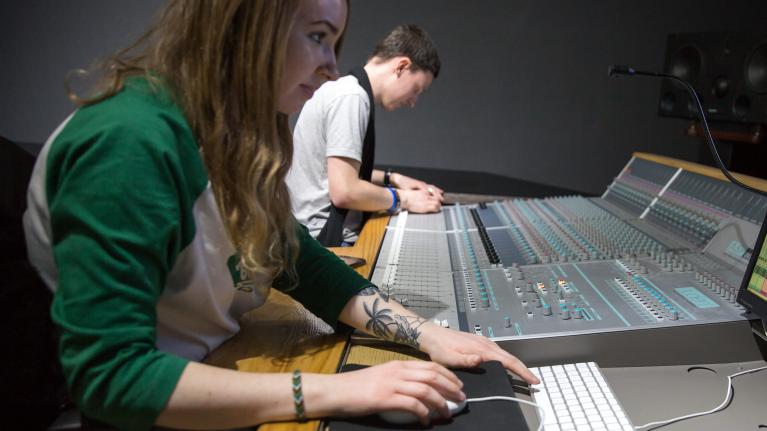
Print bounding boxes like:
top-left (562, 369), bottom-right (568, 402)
top-left (70, 0), bottom-right (341, 288)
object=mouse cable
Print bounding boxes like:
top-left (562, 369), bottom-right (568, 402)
top-left (468, 396), bottom-right (545, 431)
top-left (633, 363), bottom-right (767, 430)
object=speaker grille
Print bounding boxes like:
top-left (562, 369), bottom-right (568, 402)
top-left (659, 33), bottom-right (767, 125)
top-left (670, 45), bottom-right (703, 83)
top-left (745, 42), bottom-right (767, 94)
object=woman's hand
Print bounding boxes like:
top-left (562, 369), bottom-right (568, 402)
top-left (417, 323), bottom-right (540, 385)
top-left (321, 360), bottom-right (465, 425)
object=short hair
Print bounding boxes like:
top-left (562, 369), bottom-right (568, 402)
top-left (369, 24), bottom-right (441, 78)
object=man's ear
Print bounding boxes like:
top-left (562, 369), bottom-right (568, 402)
top-left (395, 57), bottom-right (412, 77)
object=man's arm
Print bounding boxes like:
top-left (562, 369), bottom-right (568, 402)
top-left (371, 169), bottom-right (386, 186)
top-left (372, 169), bottom-right (445, 200)
top-left (328, 157), bottom-right (441, 213)
top-left (328, 157), bottom-right (394, 211)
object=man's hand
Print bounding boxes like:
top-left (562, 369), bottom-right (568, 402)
top-left (391, 173), bottom-right (444, 201)
top-left (417, 323), bottom-right (540, 385)
top-left (399, 188), bottom-right (442, 213)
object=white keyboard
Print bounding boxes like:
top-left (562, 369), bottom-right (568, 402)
top-left (529, 362), bottom-right (634, 431)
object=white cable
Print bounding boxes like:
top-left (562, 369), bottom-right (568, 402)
top-left (468, 396), bottom-right (545, 431)
top-left (634, 364), bottom-right (767, 430)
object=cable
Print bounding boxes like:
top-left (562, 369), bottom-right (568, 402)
top-left (633, 363), bottom-right (767, 430)
top-left (468, 396), bottom-right (545, 431)
top-left (662, 73), bottom-right (767, 197)
top-left (610, 65), bottom-right (767, 198)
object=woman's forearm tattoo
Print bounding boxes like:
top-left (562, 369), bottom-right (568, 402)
top-left (359, 286), bottom-right (426, 349)
top-left (358, 285), bottom-right (389, 302)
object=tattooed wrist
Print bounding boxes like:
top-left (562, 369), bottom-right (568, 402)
top-left (362, 296), bottom-right (426, 349)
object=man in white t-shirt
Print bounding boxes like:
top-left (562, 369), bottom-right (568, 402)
top-left (287, 24), bottom-right (444, 246)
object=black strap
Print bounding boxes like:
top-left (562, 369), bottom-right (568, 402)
top-left (317, 67), bottom-right (376, 246)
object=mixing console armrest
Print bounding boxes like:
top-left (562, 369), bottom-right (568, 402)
top-left (750, 319), bottom-right (767, 342)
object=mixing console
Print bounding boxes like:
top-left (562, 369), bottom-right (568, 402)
top-left (370, 155), bottom-right (767, 366)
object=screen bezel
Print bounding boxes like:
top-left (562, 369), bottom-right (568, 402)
top-left (736, 210), bottom-right (767, 321)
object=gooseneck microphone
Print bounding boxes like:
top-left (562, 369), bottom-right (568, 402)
top-left (608, 64), bottom-right (767, 197)
top-left (608, 65), bottom-right (638, 76)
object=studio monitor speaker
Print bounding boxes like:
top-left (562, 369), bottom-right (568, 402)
top-left (659, 32), bottom-right (767, 125)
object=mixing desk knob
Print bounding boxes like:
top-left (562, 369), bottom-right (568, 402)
top-left (561, 309), bottom-right (571, 320)
top-left (440, 319), bottom-right (450, 328)
top-left (543, 304), bottom-right (552, 316)
top-left (504, 317), bottom-right (511, 328)
top-left (670, 310), bottom-right (679, 321)
top-left (573, 309), bottom-right (583, 319)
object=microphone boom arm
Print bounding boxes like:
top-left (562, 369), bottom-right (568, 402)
top-left (609, 64), bottom-right (767, 197)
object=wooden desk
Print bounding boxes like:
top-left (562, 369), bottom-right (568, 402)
top-left (204, 214), bottom-right (389, 431)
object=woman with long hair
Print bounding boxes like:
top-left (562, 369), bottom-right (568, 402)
top-left (23, 1), bottom-right (537, 429)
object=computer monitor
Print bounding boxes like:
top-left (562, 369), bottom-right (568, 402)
top-left (736, 209), bottom-right (767, 325)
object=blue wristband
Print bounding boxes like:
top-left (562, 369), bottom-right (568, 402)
top-left (386, 186), bottom-right (399, 213)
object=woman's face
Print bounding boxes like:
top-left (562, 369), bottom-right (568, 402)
top-left (278, 0), bottom-right (347, 114)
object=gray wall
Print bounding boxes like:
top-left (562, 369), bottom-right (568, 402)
top-left (2, 1), bottom-right (765, 194)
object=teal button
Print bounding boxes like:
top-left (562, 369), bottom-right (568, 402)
top-left (675, 287), bottom-right (719, 309)
top-left (725, 241), bottom-right (747, 260)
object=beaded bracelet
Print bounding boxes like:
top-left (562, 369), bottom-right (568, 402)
top-left (292, 370), bottom-right (306, 422)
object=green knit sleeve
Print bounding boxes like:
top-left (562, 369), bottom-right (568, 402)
top-left (47, 91), bottom-right (204, 430)
top-left (275, 224), bottom-right (372, 327)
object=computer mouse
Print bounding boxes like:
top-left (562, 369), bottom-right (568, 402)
top-left (378, 398), bottom-right (467, 425)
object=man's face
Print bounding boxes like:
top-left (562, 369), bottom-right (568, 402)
top-left (380, 68), bottom-right (434, 111)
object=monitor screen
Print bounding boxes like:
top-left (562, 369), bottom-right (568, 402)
top-left (737, 211), bottom-right (767, 321)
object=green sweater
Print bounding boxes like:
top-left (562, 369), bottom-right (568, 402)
top-left (23, 78), bottom-right (371, 430)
